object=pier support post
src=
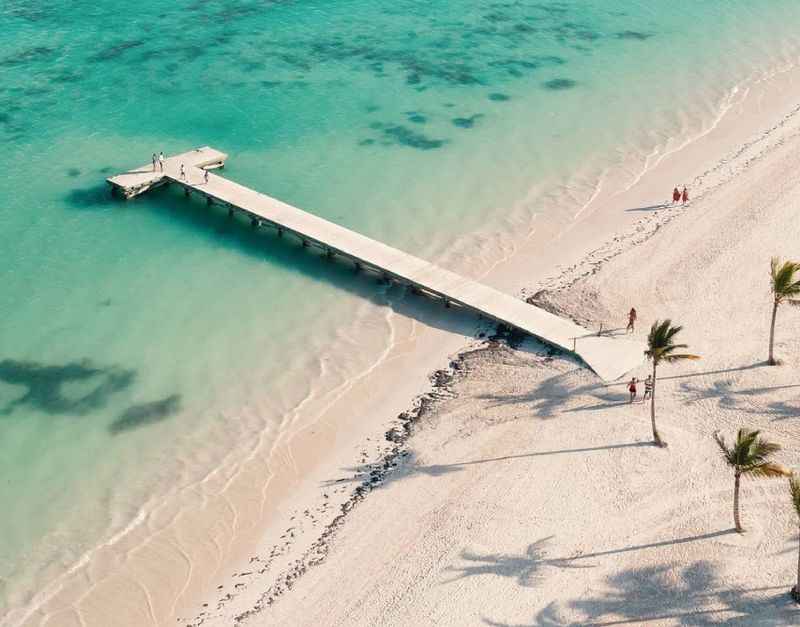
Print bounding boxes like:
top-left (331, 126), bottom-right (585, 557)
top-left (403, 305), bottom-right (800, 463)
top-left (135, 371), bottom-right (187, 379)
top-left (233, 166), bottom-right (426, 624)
top-left (228, 207), bottom-right (234, 218)
top-left (325, 248), bottom-right (334, 260)
top-left (184, 187), bottom-right (191, 197)
top-left (355, 262), bottom-right (362, 272)
top-left (206, 196), bottom-right (213, 206)
top-left (251, 217), bottom-right (259, 228)
top-left (444, 298), bottom-right (451, 309)
top-left (278, 228), bottom-right (284, 238)
top-left (302, 240), bottom-right (309, 248)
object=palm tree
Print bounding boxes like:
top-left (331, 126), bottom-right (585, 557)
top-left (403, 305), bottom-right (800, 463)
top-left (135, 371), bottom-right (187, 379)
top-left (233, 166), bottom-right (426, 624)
top-left (789, 475), bottom-right (800, 602)
top-left (768, 257), bottom-right (800, 365)
top-left (644, 320), bottom-right (699, 447)
top-left (714, 428), bottom-right (788, 533)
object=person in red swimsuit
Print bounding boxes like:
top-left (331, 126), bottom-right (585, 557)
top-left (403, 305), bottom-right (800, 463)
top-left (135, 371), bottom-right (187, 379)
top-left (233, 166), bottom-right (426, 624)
top-left (672, 187), bottom-right (681, 204)
top-left (628, 377), bottom-right (638, 403)
top-left (681, 187), bottom-right (689, 204)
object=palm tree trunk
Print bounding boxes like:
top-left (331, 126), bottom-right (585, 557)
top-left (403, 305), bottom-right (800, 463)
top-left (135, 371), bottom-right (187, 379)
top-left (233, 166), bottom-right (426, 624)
top-left (650, 362), bottom-right (663, 446)
top-left (734, 471), bottom-right (742, 533)
top-left (795, 526), bottom-right (800, 602)
top-left (768, 299), bottom-right (779, 365)
top-left (794, 528), bottom-right (800, 603)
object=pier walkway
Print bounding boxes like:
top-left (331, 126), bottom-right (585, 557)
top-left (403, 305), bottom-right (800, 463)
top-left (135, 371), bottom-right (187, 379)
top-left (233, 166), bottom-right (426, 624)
top-left (108, 147), bottom-right (644, 381)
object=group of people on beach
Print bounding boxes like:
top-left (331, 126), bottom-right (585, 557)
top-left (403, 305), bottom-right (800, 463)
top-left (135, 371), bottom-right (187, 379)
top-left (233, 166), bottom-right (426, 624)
top-left (152, 152), bottom-right (165, 172)
top-left (628, 375), bottom-right (653, 403)
top-left (672, 186), bottom-right (689, 204)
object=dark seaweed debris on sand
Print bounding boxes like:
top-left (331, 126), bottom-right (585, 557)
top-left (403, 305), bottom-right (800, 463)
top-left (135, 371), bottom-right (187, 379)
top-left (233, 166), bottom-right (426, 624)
top-left (189, 336), bottom-right (527, 625)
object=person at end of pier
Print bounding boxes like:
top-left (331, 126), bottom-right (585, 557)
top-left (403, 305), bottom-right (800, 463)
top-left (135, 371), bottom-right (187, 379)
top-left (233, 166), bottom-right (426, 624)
top-left (204, 169), bottom-right (209, 185)
top-left (643, 375), bottom-right (653, 402)
top-left (180, 163), bottom-right (186, 180)
top-left (672, 187), bottom-right (681, 204)
top-left (152, 153), bottom-right (157, 172)
top-left (158, 152), bottom-right (165, 172)
top-left (626, 307), bottom-right (637, 333)
top-left (681, 186), bottom-right (689, 204)
top-left (628, 377), bottom-right (638, 403)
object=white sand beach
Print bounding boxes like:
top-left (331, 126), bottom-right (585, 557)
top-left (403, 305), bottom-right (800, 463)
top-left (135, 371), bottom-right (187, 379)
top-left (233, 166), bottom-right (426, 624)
top-left (186, 65), bottom-right (800, 625)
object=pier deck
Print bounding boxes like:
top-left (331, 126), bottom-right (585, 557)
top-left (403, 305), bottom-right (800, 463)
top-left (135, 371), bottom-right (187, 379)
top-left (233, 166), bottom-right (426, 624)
top-left (107, 147), bottom-right (227, 198)
top-left (108, 148), bottom-right (644, 381)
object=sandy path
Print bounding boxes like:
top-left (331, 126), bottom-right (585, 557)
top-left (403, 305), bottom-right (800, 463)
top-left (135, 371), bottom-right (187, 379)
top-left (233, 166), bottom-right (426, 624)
top-left (250, 85), bottom-right (800, 626)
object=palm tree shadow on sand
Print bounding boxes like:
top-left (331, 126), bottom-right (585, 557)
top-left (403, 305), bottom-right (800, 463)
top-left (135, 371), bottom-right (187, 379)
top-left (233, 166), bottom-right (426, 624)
top-left (477, 361), bottom-right (771, 421)
top-left (443, 537), bottom-right (592, 589)
top-left (321, 442), bottom-right (651, 491)
top-left (481, 559), bottom-right (799, 626)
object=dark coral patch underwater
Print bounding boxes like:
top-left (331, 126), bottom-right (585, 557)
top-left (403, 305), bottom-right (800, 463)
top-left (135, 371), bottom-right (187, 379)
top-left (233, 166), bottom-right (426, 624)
top-left (543, 78), bottom-right (577, 90)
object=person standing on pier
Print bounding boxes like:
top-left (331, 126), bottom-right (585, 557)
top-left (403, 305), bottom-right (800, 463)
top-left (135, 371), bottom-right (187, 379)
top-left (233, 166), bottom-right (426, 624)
top-left (152, 153), bottom-right (157, 172)
top-left (204, 169), bottom-right (209, 185)
top-left (681, 187), bottom-right (689, 204)
top-left (158, 152), bottom-right (165, 172)
top-left (180, 163), bottom-right (186, 180)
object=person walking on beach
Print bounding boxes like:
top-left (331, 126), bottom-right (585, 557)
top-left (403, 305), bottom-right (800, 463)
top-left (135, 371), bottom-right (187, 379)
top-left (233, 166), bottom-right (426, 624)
top-left (643, 375), bottom-right (654, 402)
top-left (626, 307), bottom-right (637, 333)
top-left (628, 377), bottom-right (638, 403)
top-left (152, 153), bottom-right (157, 172)
top-left (672, 187), bottom-right (681, 204)
top-left (681, 186), bottom-right (689, 204)
top-left (180, 163), bottom-right (186, 180)
top-left (158, 151), bottom-right (165, 172)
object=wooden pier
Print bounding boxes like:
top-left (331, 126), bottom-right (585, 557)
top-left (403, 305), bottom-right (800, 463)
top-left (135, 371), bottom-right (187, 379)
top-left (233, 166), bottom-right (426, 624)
top-left (108, 147), bottom-right (644, 381)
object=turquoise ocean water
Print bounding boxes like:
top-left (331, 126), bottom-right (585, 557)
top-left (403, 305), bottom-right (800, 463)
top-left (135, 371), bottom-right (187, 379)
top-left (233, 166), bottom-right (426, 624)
top-left (2, 0), bottom-right (800, 618)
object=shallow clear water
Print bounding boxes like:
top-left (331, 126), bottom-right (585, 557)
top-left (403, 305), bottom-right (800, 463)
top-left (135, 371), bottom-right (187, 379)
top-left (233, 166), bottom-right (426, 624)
top-left (2, 0), bottom-right (800, 615)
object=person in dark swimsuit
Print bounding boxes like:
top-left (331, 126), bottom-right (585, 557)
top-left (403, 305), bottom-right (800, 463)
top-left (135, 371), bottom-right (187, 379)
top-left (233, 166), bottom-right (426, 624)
top-left (672, 187), bottom-right (681, 204)
top-left (627, 307), bottom-right (637, 333)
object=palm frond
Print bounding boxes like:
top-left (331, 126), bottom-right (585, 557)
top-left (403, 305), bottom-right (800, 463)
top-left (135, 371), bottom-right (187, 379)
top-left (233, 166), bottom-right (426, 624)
top-left (663, 353), bottom-right (701, 363)
top-left (742, 462), bottom-right (790, 479)
top-left (789, 475), bottom-right (800, 518)
top-left (717, 428), bottom-right (785, 477)
top-left (713, 431), bottom-right (736, 466)
top-left (771, 257), bottom-right (800, 299)
top-left (751, 438), bottom-right (781, 459)
top-left (646, 319), bottom-right (699, 365)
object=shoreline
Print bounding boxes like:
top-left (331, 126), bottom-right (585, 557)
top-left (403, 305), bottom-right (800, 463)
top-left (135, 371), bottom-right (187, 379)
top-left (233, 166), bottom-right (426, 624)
top-left (188, 55), bottom-right (800, 625)
top-left (15, 47), bottom-right (800, 627)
